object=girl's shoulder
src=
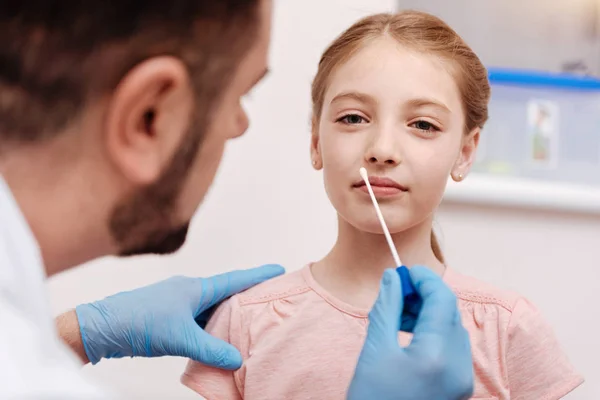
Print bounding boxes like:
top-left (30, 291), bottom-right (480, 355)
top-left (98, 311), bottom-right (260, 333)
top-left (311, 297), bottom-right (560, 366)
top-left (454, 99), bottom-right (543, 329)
top-left (444, 267), bottom-right (583, 399)
top-left (233, 265), bottom-right (312, 307)
top-left (443, 267), bottom-right (522, 313)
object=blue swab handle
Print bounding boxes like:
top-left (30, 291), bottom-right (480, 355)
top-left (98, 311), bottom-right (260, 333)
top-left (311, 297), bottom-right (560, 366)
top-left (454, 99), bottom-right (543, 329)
top-left (395, 265), bottom-right (421, 332)
top-left (396, 265), bottom-right (420, 306)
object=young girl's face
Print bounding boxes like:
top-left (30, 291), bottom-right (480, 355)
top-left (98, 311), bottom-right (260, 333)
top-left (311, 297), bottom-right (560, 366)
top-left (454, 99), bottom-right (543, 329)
top-left (312, 36), bottom-right (478, 234)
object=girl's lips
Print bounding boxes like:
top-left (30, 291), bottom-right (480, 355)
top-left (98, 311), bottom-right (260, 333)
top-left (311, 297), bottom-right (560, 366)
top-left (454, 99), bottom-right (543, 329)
top-left (353, 175), bottom-right (409, 195)
top-left (356, 184), bottom-right (405, 196)
top-left (353, 176), bottom-right (408, 193)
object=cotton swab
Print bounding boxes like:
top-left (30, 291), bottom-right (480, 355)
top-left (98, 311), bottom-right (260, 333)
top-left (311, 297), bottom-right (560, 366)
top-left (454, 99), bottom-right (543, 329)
top-left (359, 167), bottom-right (402, 267)
top-left (359, 168), bottom-right (420, 332)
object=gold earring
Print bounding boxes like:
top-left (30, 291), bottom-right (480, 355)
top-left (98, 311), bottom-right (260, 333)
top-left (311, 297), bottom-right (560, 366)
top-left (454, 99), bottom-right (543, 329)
top-left (312, 160), bottom-right (317, 166)
top-left (458, 173), bottom-right (463, 180)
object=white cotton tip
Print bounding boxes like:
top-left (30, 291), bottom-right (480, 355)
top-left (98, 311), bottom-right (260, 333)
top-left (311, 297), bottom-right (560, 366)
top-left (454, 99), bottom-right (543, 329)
top-left (359, 167), bottom-right (368, 183)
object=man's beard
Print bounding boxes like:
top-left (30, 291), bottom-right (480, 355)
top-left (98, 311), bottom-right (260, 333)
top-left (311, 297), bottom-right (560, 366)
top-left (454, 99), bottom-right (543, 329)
top-left (118, 223), bottom-right (190, 257)
top-left (109, 113), bottom-right (204, 257)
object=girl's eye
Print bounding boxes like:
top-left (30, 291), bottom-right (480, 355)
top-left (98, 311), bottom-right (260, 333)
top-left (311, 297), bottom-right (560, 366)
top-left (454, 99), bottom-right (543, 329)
top-left (338, 114), bottom-right (367, 124)
top-left (410, 120), bottom-right (440, 133)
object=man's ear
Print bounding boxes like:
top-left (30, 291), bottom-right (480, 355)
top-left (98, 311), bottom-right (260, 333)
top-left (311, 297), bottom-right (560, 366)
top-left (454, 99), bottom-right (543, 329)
top-left (310, 116), bottom-right (323, 170)
top-left (104, 56), bottom-right (194, 186)
top-left (451, 128), bottom-right (479, 182)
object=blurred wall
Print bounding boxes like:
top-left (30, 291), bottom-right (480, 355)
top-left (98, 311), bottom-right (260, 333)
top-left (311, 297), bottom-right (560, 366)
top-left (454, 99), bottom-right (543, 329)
top-left (399, 0), bottom-right (600, 75)
top-left (48, 1), bottom-right (596, 398)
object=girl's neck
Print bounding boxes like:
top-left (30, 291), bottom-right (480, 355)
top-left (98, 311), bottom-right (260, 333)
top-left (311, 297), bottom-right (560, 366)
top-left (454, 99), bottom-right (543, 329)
top-left (311, 215), bottom-right (445, 310)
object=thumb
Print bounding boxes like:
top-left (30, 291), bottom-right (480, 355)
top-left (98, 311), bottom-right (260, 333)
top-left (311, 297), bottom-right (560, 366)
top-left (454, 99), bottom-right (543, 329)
top-left (195, 264), bottom-right (286, 313)
top-left (182, 324), bottom-right (244, 370)
top-left (366, 268), bottom-right (404, 347)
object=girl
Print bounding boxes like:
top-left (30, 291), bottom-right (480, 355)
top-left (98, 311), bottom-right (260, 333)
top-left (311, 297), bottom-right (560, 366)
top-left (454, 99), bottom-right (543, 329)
top-left (181, 11), bottom-right (583, 400)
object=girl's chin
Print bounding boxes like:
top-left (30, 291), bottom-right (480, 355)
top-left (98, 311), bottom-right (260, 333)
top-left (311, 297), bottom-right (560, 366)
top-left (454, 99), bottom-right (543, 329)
top-left (344, 217), bottom-right (414, 236)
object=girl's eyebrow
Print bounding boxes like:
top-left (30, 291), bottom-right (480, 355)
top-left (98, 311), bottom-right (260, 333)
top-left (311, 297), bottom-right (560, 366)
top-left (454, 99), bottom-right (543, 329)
top-left (330, 91), bottom-right (377, 107)
top-left (330, 92), bottom-right (452, 116)
top-left (405, 97), bottom-right (451, 115)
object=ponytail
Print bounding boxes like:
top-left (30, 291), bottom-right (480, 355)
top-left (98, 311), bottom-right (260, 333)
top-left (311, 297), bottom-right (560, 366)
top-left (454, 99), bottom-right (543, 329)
top-left (431, 231), bottom-right (445, 263)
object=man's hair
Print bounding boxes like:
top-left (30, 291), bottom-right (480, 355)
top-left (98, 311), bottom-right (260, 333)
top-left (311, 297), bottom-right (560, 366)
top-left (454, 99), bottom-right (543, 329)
top-left (0, 0), bottom-right (260, 144)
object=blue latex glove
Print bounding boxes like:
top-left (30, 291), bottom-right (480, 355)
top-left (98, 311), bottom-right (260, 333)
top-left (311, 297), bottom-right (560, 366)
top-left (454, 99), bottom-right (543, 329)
top-left (75, 264), bottom-right (285, 369)
top-left (348, 266), bottom-right (473, 400)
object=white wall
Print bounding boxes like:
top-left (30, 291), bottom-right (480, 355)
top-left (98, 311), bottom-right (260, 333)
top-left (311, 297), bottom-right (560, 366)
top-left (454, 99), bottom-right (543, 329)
top-left (48, 1), bottom-right (596, 398)
top-left (399, 0), bottom-right (600, 75)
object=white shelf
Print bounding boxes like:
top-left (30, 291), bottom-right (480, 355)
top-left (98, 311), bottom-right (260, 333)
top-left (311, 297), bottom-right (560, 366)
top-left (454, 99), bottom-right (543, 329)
top-left (443, 173), bottom-right (600, 215)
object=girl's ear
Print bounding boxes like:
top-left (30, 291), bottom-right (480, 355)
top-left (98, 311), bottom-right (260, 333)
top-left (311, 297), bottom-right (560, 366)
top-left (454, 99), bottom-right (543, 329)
top-left (451, 128), bottom-right (479, 182)
top-left (310, 116), bottom-right (323, 170)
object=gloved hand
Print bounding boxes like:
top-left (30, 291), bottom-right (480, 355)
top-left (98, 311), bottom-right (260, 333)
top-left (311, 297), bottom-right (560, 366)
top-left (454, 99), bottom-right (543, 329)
top-left (347, 266), bottom-right (473, 400)
top-left (75, 264), bottom-right (284, 369)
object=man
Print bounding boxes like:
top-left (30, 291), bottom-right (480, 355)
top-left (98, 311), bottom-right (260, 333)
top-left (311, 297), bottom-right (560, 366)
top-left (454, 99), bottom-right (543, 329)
top-left (0, 1), bottom-right (473, 398)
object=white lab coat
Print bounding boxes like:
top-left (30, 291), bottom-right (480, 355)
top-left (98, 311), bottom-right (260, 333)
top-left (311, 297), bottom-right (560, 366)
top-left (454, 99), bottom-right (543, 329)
top-left (0, 176), bottom-right (112, 399)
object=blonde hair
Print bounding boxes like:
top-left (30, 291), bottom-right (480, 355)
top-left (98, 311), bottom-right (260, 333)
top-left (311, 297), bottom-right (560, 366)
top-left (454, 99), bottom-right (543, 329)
top-left (311, 11), bottom-right (491, 263)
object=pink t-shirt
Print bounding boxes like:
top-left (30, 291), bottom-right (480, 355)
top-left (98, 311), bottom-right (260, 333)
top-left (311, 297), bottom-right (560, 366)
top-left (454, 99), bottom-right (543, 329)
top-left (181, 265), bottom-right (583, 400)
